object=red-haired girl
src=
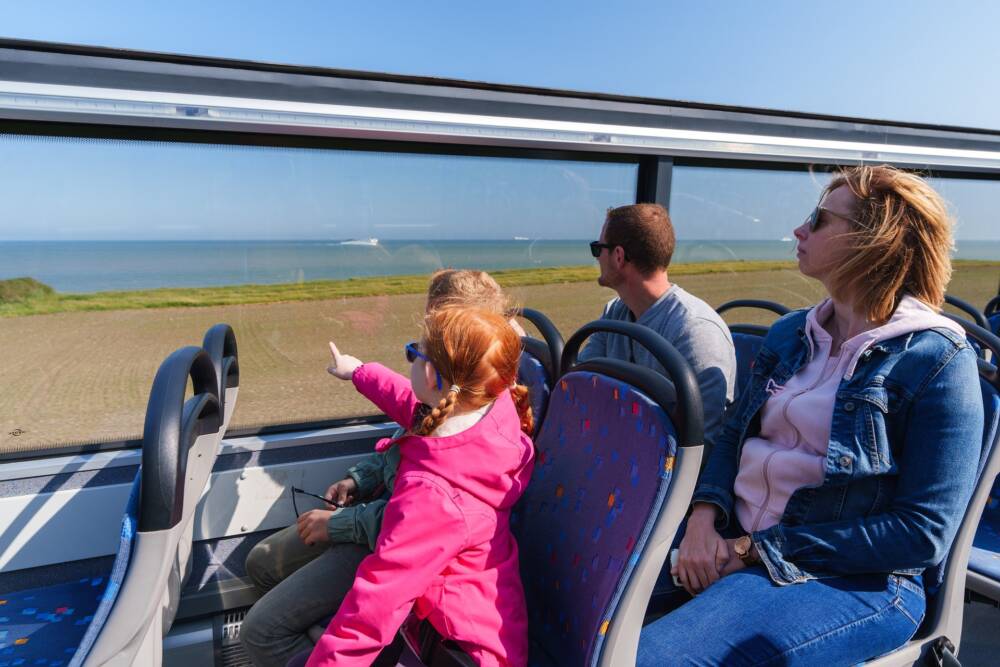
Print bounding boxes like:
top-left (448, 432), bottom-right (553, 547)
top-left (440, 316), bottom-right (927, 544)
top-left (311, 306), bottom-right (534, 667)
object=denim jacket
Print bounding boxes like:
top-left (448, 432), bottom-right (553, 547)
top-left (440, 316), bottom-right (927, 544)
top-left (693, 308), bottom-right (984, 585)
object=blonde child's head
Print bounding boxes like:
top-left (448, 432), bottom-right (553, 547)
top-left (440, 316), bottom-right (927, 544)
top-left (426, 269), bottom-right (516, 317)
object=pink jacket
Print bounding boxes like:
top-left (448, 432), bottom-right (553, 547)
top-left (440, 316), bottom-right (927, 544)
top-left (307, 363), bottom-right (534, 667)
top-left (734, 296), bottom-right (966, 533)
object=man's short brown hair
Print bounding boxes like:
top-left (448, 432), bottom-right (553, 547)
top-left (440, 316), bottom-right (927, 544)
top-left (604, 203), bottom-right (676, 275)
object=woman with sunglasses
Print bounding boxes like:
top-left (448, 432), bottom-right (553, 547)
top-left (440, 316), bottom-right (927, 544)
top-left (308, 305), bottom-right (534, 666)
top-left (638, 165), bottom-right (984, 665)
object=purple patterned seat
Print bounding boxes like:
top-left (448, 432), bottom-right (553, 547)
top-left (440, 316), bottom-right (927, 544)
top-left (511, 319), bottom-right (704, 667)
top-left (513, 371), bottom-right (678, 666)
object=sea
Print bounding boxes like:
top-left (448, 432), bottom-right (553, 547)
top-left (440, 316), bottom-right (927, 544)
top-left (2, 239), bottom-right (999, 294)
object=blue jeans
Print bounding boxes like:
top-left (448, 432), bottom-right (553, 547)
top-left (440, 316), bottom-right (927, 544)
top-left (638, 568), bottom-right (925, 666)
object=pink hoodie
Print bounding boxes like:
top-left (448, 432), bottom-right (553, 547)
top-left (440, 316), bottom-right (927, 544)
top-left (734, 296), bottom-right (966, 534)
top-left (307, 363), bottom-right (534, 667)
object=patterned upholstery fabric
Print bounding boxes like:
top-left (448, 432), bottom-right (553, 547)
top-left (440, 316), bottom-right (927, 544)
top-left (731, 332), bottom-right (765, 401)
top-left (518, 352), bottom-right (552, 437)
top-left (512, 371), bottom-right (678, 667)
top-left (0, 472), bottom-right (139, 666)
top-left (969, 380), bottom-right (1000, 587)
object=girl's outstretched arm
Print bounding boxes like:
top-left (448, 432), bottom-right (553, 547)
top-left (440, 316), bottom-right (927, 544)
top-left (306, 474), bottom-right (467, 666)
top-left (328, 341), bottom-right (420, 427)
top-left (351, 363), bottom-right (421, 428)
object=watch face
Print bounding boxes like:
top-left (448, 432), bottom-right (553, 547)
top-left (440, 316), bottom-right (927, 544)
top-left (735, 536), bottom-right (751, 556)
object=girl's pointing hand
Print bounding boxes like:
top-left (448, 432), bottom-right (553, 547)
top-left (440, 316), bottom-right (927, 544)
top-left (327, 341), bottom-right (363, 380)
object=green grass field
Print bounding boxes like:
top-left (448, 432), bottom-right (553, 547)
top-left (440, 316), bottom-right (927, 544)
top-left (0, 260), bottom-right (809, 318)
top-left (1, 262), bottom-right (997, 457)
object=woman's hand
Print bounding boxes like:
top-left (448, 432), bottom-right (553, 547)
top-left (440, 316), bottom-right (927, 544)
top-left (326, 477), bottom-right (358, 507)
top-left (327, 341), bottom-right (362, 380)
top-left (296, 509), bottom-right (334, 547)
top-left (674, 503), bottom-right (730, 595)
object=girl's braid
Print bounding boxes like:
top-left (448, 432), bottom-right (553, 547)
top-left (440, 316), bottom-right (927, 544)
top-left (416, 388), bottom-right (459, 436)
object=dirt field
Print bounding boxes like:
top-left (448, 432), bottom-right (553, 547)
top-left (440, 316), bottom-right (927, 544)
top-left (2, 265), bottom-right (997, 456)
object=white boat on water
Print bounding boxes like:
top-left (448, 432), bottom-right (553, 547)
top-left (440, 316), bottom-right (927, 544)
top-left (339, 237), bottom-right (379, 246)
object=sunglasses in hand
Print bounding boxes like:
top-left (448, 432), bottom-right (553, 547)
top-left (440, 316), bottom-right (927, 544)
top-left (291, 485), bottom-right (347, 518)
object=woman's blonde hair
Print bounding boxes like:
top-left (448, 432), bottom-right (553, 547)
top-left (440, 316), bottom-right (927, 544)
top-left (824, 165), bottom-right (954, 323)
top-left (413, 306), bottom-right (533, 437)
top-left (426, 269), bottom-right (516, 317)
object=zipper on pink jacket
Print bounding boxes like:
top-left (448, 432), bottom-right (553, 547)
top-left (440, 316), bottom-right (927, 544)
top-left (749, 352), bottom-right (843, 533)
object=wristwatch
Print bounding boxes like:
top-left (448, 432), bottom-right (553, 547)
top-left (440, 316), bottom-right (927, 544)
top-left (734, 535), bottom-right (759, 565)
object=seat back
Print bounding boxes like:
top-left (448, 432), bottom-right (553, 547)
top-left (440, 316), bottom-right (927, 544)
top-left (202, 323), bottom-right (240, 432)
top-left (945, 294), bottom-right (991, 362)
top-left (512, 320), bottom-right (703, 667)
top-left (516, 308), bottom-right (564, 437)
top-left (83, 346), bottom-right (223, 666)
top-left (986, 295), bottom-right (1000, 337)
top-left (868, 321), bottom-right (1000, 666)
top-left (715, 300), bottom-right (790, 401)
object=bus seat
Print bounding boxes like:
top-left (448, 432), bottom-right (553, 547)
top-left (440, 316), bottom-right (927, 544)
top-left (715, 299), bottom-right (790, 400)
top-left (84, 346), bottom-right (224, 666)
top-left (165, 324), bottom-right (241, 632)
top-left (516, 308), bottom-right (564, 437)
top-left (0, 346), bottom-right (223, 666)
top-left (966, 312), bottom-right (1000, 606)
top-left (202, 323), bottom-right (240, 433)
top-left (511, 319), bottom-right (704, 667)
top-left (866, 321), bottom-right (1000, 666)
top-left (945, 294), bottom-right (990, 362)
top-left (985, 295), bottom-right (1000, 337)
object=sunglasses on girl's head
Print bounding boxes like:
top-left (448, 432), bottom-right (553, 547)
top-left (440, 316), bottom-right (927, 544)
top-left (404, 341), bottom-right (443, 390)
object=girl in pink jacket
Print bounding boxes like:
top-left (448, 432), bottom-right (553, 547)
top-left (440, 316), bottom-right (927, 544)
top-left (314, 306), bottom-right (535, 667)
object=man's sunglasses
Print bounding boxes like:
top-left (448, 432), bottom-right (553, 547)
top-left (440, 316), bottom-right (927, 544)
top-left (589, 241), bottom-right (625, 259)
top-left (405, 341), bottom-right (443, 390)
top-left (805, 206), bottom-right (862, 232)
top-left (291, 485), bottom-right (345, 519)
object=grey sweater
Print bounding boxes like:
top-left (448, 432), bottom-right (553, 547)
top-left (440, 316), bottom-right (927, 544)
top-left (578, 285), bottom-right (736, 448)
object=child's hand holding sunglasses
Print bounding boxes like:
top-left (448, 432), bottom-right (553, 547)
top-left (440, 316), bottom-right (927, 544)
top-left (327, 341), bottom-right (363, 380)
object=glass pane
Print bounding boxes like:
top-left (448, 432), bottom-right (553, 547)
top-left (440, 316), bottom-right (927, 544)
top-left (0, 134), bottom-right (637, 455)
top-left (670, 165), bottom-right (1000, 325)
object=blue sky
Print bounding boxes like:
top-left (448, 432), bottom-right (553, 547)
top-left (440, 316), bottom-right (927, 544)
top-left (4, 1), bottom-right (999, 128)
top-left (1, 2), bottom-right (999, 242)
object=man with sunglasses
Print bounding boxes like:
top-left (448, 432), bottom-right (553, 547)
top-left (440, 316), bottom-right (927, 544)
top-left (581, 203), bottom-right (736, 453)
